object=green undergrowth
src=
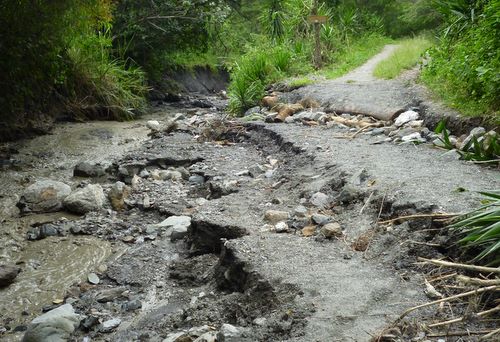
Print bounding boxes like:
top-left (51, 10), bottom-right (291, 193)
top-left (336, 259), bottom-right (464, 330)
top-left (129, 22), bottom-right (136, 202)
top-left (288, 77), bottom-right (316, 88)
top-left (324, 34), bottom-right (392, 79)
top-left (449, 191), bottom-right (500, 266)
top-left (373, 37), bottom-right (433, 79)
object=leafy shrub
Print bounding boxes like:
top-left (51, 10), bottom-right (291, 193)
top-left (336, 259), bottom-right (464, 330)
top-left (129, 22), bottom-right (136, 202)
top-left (449, 191), bottom-right (500, 266)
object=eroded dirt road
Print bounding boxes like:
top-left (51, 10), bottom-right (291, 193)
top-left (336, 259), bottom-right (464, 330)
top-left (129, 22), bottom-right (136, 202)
top-left (1, 47), bottom-right (499, 342)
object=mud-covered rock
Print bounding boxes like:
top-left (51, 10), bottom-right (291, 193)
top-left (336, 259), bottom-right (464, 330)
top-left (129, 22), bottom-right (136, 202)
top-left (320, 222), bottom-right (343, 239)
top-left (264, 210), bottom-right (290, 224)
top-left (108, 181), bottom-right (130, 211)
top-left (96, 287), bottom-right (127, 303)
top-left (63, 184), bottom-right (106, 214)
top-left (0, 264), bottom-right (21, 287)
top-left (73, 161), bottom-right (107, 178)
top-left (17, 180), bottom-right (71, 213)
top-left (22, 304), bottom-right (80, 342)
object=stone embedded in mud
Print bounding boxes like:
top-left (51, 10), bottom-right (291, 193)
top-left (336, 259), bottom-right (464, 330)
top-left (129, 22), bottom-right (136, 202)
top-left (108, 181), bottom-right (130, 211)
top-left (320, 223), bottom-right (343, 239)
top-left (460, 126), bottom-right (486, 150)
top-left (189, 174), bottom-right (205, 185)
top-left (64, 184), bottom-right (106, 214)
top-left (264, 210), bottom-right (290, 224)
top-left (193, 331), bottom-right (221, 342)
top-left (73, 161), bottom-right (106, 178)
top-left (309, 192), bottom-right (330, 209)
top-left (394, 110), bottom-right (419, 127)
top-left (156, 216), bottom-right (192, 241)
top-left (17, 180), bottom-right (71, 214)
top-left (27, 223), bottom-right (60, 240)
top-left (162, 332), bottom-right (191, 342)
top-left (311, 213), bottom-right (331, 225)
top-left (0, 264), bottom-right (21, 287)
top-left (22, 304), bottom-right (80, 342)
top-left (123, 299), bottom-right (142, 311)
top-left (248, 164), bottom-right (265, 178)
top-left (96, 287), bottom-right (127, 303)
top-left (253, 317), bottom-right (267, 326)
top-left (99, 318), bottom-right (121, 333)
top-left (294, 205), bottom-right (308, 217)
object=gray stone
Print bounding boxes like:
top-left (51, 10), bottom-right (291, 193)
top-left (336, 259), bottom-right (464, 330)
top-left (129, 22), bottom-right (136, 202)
top-left (401, 132), bottom-right (426, 143)
top-left (73, 162), bottom-right (106, 178)
top-left (264, 210), bottom-right (290, 224)
top-left (395, 127), bottom-right (418, 138)
top-left (64, 184), bottom-right (105, 214)
top-left (312, 214), bottom-right (331, 225)
top-left (100, 318), bottom-right (121, 333)
top-left (253, 317), bottom-right (267, 326)
top-left (156, 216), bottom-right (191, 241)
top-left (244, 106), bottom-right (261, 117)
top-left (293, 205), bottom-right (308, 217)
top-left (22, 304), bottom-right (80, 342)
top-left (248, 164), bottom-right (265, 177)
top-left (124, 299), bottom-right (142, 311)
top-left (176, 167), bottom-right (190, 180)
top-left (88, 273), bottom-right (100, 285)
top-left (370, 128), bottom-right (385, 136)
top-left (189, 174), bottom-right (205, 185)
top-left (461, 126), bottom-right (486, 150)
top-left (139, 170), bottom-right (150, 178)
top-left (158, 170), bottom-right (183, 181)
top-left (0, 264), bottom-right (21, 287)
top-left (194, 331), bottom-right (220, 342)
top-left (349, 168), bottom-right (368, 186)
top-left (310, 192), bottom-right (330, 208)
top-left (17, 180), bottom-right (71, 213)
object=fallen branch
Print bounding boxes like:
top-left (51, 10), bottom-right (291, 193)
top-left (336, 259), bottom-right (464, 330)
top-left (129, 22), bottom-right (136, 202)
top-left (398, 285), bottom-right (499, 320)
top-left (427, 330), bottom-right (494, 337)
top-left (378, 213), bottom-right (459, 225)
top-left (456, 275), bottom-right (500, 286)
top-left (427, 305), bottom-right (500, 328)
top-left (480, 327), bottom-right (500, 341)
top-left (418, 258), bottom-right (500, 275)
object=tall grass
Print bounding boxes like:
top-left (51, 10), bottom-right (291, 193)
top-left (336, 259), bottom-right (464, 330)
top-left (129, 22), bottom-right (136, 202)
top-left (66, 29), bottom-right (148, 120)
top-left (373, 37), bottom-right (433, 79)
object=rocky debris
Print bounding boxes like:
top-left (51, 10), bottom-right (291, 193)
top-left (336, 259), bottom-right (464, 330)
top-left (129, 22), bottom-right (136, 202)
top-left (147, 120), bottom-right (161, 132)
top-left (108, 181), bottom-right (130, 211)
top-left (17, 180), bottom-right (71, 213)
top-left (264, 210), bottom-right (290, 224)
top-left (194, 331), bottom-right (221, 342)
top-left (320, 222), bottom-right (343, 239)
top-left (311, 213), bottom-right (331, 225)
top-left (156, 216), bottom-right (192, 241)
top-left (63, 184), bottom-right (106, 214)
top-left (401, 132), bottom-right (426, 143)
top-left (460, 126), bottom-right (486, 149)
top-left (99, 318), bottom-right (121, 333)
top-left (96, 287), bottom-right (127, 303)
top-left (309, 192), bottom-right (330, 209)
top-left (244, 106), bottom-right (262, 117)
top-left (73, 161), bottom-right (107, 178)
top-left (208, 180), bottom-right (239, 199)
top-left (22, 304), bottom-right (80, 342)
top-left (302, 225), bottom-right (317, 237)
top-left (293, 205), bottom-right (308, 217)
top-left (0, 264), bottom-right (21, 287)
top-left (394, 110), bottom-right (419, 127)
top-left (275, 103), bottom-right (304, 122)
top-left (189, 174), bottom-right (205, 185)
top-left (151, 169), bottom-right (184, 181)
top-left (262, 96), bottom-right (279, 109)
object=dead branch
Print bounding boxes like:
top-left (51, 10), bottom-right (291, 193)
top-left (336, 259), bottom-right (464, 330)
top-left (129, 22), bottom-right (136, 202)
top-left (427, 305), bottom-right (500, 328)
top-left (480, 327), bottom-right (500, 341)
top-left (378, 213), bottom-right (459, 225)
top-left (397, 285), bottom-right (499, 320)
top-left (457, 275), bottom-right (500, 286)
top-left (418, 258), bottom-right (500, 275)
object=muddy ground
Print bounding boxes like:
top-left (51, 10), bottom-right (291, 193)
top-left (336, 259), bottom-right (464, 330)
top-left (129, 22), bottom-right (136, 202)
top-left (1, 48), bottom-right (499, 342)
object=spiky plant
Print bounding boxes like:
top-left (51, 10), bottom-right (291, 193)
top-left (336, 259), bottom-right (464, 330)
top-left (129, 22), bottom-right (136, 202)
top-left (449, 191), bottom-right (500, 266)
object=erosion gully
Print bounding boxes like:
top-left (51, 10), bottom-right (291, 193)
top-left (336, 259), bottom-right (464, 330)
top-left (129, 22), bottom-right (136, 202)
top-left (0, 94), bottom-right (498, 342)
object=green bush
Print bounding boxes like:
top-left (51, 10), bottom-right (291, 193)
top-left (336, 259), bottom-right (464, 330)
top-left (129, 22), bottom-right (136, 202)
top-left (421, 0), bottom-right (499, 118)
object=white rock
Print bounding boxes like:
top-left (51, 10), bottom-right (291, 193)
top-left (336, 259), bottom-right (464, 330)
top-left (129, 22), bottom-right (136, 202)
top-left (401, 132), bottom-right (426, 143)
top-left (275, 221), bottom-right (288, 233)
top-left (221, 323), bottom-right (241, 338)
top-left (310, 192), bottom-right (330, 208)
top-left (22, 304), bottom-right (80, 342)
top-left (147, 120), bottom-right (161, 131)
top-left (394, 110), bottom-right (419, 127)
top-left (163, 332), bottom-right (189, 342)
top-left (156, 216), bottom-right (191, 241)
top-left (100, 318), bottom-right (121, 332)
top-left (87, 273), bottom-right (100, 285)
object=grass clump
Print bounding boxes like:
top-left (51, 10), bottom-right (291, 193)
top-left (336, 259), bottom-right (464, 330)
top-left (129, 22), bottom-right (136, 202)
top-left (373, 37), bottom-right (433, 79)
top-left (324, 33), bottom-right (392, 79)
top-left (449, 191), bottom-right (500, 266)
top-left (288, 77), bottom-right (315, 89)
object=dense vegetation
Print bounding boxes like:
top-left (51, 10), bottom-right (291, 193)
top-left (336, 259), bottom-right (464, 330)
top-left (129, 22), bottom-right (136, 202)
top-left (0, 0), bottom-right (498, 129)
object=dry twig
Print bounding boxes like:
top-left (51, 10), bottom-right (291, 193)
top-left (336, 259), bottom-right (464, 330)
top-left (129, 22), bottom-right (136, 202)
top-left (378, 213), bottom-right (458, 225)
top-left (418, 258), bottom-right (500, 275)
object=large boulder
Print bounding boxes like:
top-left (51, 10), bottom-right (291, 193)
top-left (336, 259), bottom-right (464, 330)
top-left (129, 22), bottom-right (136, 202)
top-left (17, 180), bottom-right (71, 213)
top-left (22, 304), bottom-right (80, 342)
top-left (63, 184), bottom-right (106, 214)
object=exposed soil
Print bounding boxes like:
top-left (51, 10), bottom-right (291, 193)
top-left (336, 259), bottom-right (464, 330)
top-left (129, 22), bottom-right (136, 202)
top-left (1, 47), bottom-right (499, 342)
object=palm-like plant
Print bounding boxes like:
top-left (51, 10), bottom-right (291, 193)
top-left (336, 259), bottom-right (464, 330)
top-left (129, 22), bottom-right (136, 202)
top-left (432, 0), bottom-right (482, 39)
top-left (449, 191), bottom-right (500, 266)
